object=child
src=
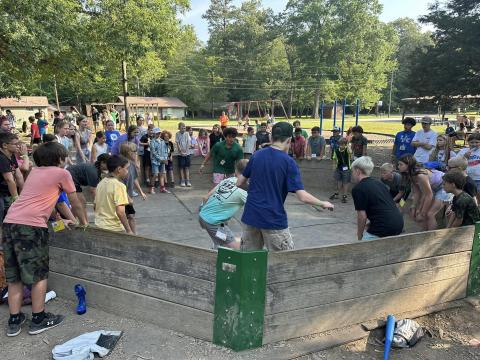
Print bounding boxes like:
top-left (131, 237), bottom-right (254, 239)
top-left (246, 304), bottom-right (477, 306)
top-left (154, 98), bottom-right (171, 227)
top-left (447, 156), bottom-right (477, 201)
top-left (199, 159), bottom-right (249, 249)
top-left (175, 122), bottom-right (192, 187)
top-left (329, 126), bottom-right (342, 159)
top-left (104, 120), bottom-right (121, 153)
top-left (428, 134), bottom-right (452, 170)
top-left (255, 122), bottom-right (271, 149)
top-left (91, 131), bottom-right (108, 162)
top-left (380, 163), bottom-right (405, 202)
top-left (243, 127), bottom-right (257, 159)
top-left (292, 128), bottom-right (306, 159)
top-left (120, 142), bottom-right (146, 234)
top-left (163, 131), bottom-right (175, 188)
top-left (150, 128), bottom-right (170, 194)
top-left (94, 155), bottom-right (132, 234)
top-left (196, 129), bottom-right (210, 157)
top-left (209, 125), bottom-right (224, 149)
top-left (28, 116), bottom-right (41, 145)
top-left (456, 133), bottom-right (480, 203)
top-left (293, 120), bottom-right (308, 139)
top-left (331, 138), bottom-right (351, 203)
top-left (443, 171), bottom-right (480, 227)
top-left (186, 126), bottom-right (197, 156)
top-left (306, 126), bottom-right (326, 160)
top-left (139, 125), bottom-right (154, 186)
top-left (350, 125), bottom-right (367, 160)
top-left (3, 142), bottom-right (86, 336)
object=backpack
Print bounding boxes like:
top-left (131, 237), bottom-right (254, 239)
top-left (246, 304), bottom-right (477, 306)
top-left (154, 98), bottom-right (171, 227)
top-left (392, 319), bottom-right (426, 348)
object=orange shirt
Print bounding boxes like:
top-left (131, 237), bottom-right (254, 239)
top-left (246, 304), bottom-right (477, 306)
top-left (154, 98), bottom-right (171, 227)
top-left (219, 114), bottom-right (229, 127)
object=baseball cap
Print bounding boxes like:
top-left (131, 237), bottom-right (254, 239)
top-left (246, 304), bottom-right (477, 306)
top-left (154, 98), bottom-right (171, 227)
top-left (153, 127), bottom-right (161, 134)
top-left (332, 126), bottom-right (341, 132)
top-left (272, 122), bottom-right (293, 138)
top-left (421, 116), bottom-right (433, 124)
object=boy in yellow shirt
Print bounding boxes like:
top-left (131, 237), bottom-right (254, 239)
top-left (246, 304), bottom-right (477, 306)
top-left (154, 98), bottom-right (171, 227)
top-left (94, 155), bottom-right (132, 234)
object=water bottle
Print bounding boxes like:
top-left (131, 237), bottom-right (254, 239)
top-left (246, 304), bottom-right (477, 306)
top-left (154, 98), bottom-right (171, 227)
top-left (74, 284), bottom-right (87, 315)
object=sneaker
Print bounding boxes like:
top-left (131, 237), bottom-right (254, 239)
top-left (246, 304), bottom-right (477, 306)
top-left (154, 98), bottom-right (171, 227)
top-left (160, 187), bottom-right (170, 194)
top-left (169, 181), bottom-right (175, 188)
top-left (341, 195), bottom-right (347, 203)
top-left (180, 180), bottom-right (186, 187)
top-left (132, 191), bottom-right (139, 197)
top-left (7, 313), bottom-right (26, 337)
top-left (149, 187), bottom-right (155, 194)
top-left (186, 180), bottom-right (192, 187)
top-left (154, 181), bottom-right (160, 188)
top-left (28, 313), bottom-right (64, 335)
top-left (329, 193), bottom-right (339, 200)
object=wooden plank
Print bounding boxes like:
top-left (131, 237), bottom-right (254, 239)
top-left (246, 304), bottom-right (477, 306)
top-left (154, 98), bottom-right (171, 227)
top-left (267, 226), bottom-right (474, 283)
top-left (266, 252), bottom-right (470, 314)
top-left (50, 227), bottom-right (217, 281)
top-left (263, 274), bottom-right (467, 343)
top-left (50, 247), bottom-right (215, 313)
top-left (49, 272), bottom-right (214, 341)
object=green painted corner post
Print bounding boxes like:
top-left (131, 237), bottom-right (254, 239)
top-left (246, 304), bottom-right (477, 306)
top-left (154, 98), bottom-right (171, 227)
top-left (213, 248), bottom-right (268, 352)
top-left (467, 222), bottom-right (480, 296)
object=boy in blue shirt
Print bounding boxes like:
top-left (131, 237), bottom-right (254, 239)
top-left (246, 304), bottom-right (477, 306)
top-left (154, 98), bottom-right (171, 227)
top-left (392, 117), bottom-right (416, 164)
top-left (329, 126), bottom-right (342, 159)
top-left (237, 122), bottom-right (334, 251)
top-left (104, 120), bottom-right (121, 152)
top-left (199, 159), bottom-right (249, 249)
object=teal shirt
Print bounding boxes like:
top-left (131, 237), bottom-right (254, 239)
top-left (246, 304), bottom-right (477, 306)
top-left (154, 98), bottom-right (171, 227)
top-left (199, 177), bottom-right (247, 225)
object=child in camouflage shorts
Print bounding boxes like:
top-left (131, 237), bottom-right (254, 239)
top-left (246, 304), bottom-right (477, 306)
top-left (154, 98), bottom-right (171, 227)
top-left (2, 142), bottom-right (86, 337)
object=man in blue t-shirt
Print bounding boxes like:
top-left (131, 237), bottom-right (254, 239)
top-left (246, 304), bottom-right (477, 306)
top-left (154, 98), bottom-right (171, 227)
top-left (237, 122), bottom-right (334, 251)
top-left (392, 117), bottom-right (416, 163)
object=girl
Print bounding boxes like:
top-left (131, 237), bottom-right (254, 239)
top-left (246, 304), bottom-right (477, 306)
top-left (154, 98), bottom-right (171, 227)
top-left (91, 131), bottom-right (108, 161)
top-left (149, 129), bottom-right (170, 194)
top-left (163, 131), bottom-right (175, 188)
top-left (398, 154), bottom-right (451, 231)
top-left (120, 142), bottom-right (146, 234)
top-left (68, 124), bottom-right (81, 164)
top-left (139, 125), bottom-right (154, 186)
top-left (55, 121), bottom-right (74, 165)
top-left (428, 134), bottom-right (453, 171)
top-left (111, 125), bottom-right (139, 156)
top-left (196, 129), bottom-right (210, 157)
top-left (101, 109), bottom-right (111, 130)
top-left (77, 116), bottom-right (92, 163)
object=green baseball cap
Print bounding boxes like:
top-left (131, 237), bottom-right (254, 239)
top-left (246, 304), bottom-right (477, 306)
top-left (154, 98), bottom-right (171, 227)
top-left (272, 122), bottom-right (293, 138)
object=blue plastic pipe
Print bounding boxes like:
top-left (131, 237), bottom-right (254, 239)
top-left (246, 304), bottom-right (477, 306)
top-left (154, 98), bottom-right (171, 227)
top-left (319, 100), bottom-right (324, 135)
top-left (384, 314), bottom-right (395, 360)
top-left (341, 98), bottom-right (346, 135)
top-left (333, 99), bottom-right (337, 127)
top-left (355, 98), bottom-right (360, 126)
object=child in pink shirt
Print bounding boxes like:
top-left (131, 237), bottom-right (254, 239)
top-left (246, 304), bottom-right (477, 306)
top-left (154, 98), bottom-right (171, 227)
top-left (3, 142), bottom-right (87, 337)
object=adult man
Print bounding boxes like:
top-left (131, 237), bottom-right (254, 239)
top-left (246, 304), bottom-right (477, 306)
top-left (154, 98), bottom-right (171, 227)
top-left (237, 122), bottom-right (333, 251)
top-left (200, 127), bottom-right (243, 185)
top-left (219, 111), bottom-right (229, 131)
top-left (412, 116), bottom-right (437, 164)
top-left (0, 116), bottom-right (12, 133)
top-left (5, 110), bottom-right (15, 131)
top-left (351, 156), bottom-right (404, 241)
top-left (392, 117), bottom-right (416, 163)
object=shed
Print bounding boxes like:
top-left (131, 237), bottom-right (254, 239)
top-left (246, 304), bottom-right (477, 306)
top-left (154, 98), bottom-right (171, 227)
top-left (116, 96), bottom-right (187, 120)
top-left (0, 96), bottom-right (50, 122)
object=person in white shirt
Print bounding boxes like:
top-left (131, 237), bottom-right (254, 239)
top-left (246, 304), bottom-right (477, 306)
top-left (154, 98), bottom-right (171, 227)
top-left (412, 116), bottom-right (437, 164)
top-left (243, 127), bottom-right (257, 159)
top-left (455, 132), bottom-right (480, 203)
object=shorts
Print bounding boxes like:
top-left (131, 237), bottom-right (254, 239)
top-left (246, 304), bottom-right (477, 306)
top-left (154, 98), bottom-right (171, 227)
top-left (334, 168), bottom-right (351, 183)
top-left (2, 223), bottom-right (49, 285)
top-left (32, 138), bottom-right (41, 144)
top-left (152, 163), bottom-right (166, 175)
top-left (213, 173), bottom-right (234, 185)
top-left (125, 204), bottom-right (136, 216)
top-left (74, 182), bottom-right (83, 193)
top-left (0, 196), bottom-right (13, 224)
top-left (142, 152), bottom-right (151, 167)
top-left (199, 217), bottom-right (235, 249)
top-left (475, 180), bottom-right (480, 192)
top-left (178, 155), bottom-right (191, 169)
top-left (166, 160), bottom-right (173, 172)
top-left (434, 188), bottom-right (454, 202)
top-left (240, 224), bottom-right (294, 251)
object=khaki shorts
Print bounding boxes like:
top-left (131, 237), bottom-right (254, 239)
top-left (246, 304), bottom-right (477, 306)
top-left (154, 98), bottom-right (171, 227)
top-left (240, 224), bottom-right (294, 251)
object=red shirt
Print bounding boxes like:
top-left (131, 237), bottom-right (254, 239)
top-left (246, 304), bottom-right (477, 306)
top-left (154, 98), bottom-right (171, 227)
top-left (292, 136), bottom-right (306, 158)
top-left (31, 123), bottom-right (41, 139)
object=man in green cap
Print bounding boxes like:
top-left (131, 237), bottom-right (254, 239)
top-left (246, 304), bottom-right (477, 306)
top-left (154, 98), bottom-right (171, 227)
top-left (237, 122), bottom-right (334, 251)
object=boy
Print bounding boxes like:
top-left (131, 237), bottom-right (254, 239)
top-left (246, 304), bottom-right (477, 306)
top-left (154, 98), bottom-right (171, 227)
top-left (443, 171), bottom-right (480, 228)
top-left (330, 138), bottom-right (351, 203)
top-left (175, 122), bottom-right (192, 187)
top-left (255, 122), bottom-right (271, 149)
top-left (292, 120), bottom-right (308, 139)
top-left (104, 120), bottom-right (121, 152)
top-left (306, 126), bottom-right (326, 160)
top-left (237, 122), bottom-right (333, 251)
top-left (199, 159), bottom-right (249, 249)
top-left (456, 132), bottom-right (480, 203)
top-left (392, 117), bottom-right (416, 163)
top-left (28, 116), bottom-right (41, 145)
top-left (412, 116), bottom-right (437, 164)
top-left (35, 112), bottom-right (48, 139)
top-left (329, 126), bottom-right (342, 159)
top-left (350, 126), bottom-right (367, 160)
top-left (379, 163), bottom-right (404, 201)
top-left (243, 127), bottom-right (257, 159)
top-left (292, 128), bottom-right (306, 159)
top-left (3, 142), bottom-right (86, 336)
top-left (94, 155), bottom-right (131, 233)
top-left (150, 128), bottom-right (170, 194)
top-left (447, 156), bottom-right (477, 201)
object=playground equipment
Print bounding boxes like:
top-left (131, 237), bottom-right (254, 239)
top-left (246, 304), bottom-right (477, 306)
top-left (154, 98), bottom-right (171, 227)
top-left (226, 99), bottom-right (288, 121)
top-left (319, 98), bottom-right (361, 135)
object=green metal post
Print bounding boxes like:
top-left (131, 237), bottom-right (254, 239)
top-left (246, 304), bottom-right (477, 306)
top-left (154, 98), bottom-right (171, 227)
top-left (213, 248), bottom-right (268, 351)
top-left (467, 222), bottom-right (480, 296)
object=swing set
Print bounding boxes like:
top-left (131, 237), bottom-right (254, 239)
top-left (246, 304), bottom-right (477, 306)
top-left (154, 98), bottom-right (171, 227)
top-left (226, 99), bottom-right (288, 121)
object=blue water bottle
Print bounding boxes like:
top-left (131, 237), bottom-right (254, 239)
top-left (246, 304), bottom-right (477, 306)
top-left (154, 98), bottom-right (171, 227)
top-left (74, 284), bottom-right (87, 315)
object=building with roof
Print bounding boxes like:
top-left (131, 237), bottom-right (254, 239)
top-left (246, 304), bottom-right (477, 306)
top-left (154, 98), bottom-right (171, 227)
top-left (116, 96), bottom-right (187, 120)
top-left (0, 96), bottom-right (50, 121)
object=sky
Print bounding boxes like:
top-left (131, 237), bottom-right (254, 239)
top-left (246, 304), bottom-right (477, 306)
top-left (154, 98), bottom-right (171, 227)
top-left (181, 0), bottom-right (434, 43)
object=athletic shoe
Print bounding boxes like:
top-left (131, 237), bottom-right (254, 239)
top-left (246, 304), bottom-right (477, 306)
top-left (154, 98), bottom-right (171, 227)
top-left (132, 191), bottom-right (139, 197)
top-left (329, 193), bottom-right (339, 200)
top-left (160, 187), bottom-right (170, 194)
top-left (7, 313), bottom-right (26, 337)
top-left (149, 187), bottom-right (155, 194)
top-left (342, 195), bottom-right (347, 203)
top-left (180, 180), bottom-right (186, 187)
top-left (28, 313), bottom-right (64, 335)
top-left (186, 180), bottom-right (192, 187)
top-left (169, 182), bottom-right (175, 188)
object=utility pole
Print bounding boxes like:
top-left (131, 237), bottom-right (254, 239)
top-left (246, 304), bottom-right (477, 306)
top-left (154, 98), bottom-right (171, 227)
top-left (122, 60), bottom-right (129, 128)
top-left (388, 69), bottom-right (395, 118)
top-left (54, 76), bottom-right (60, 111)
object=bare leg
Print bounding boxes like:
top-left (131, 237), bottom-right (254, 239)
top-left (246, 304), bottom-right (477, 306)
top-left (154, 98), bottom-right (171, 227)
top-left (160, 173), bottom-right (165, 188)
top-left (180, 169), bottom-right (185, 182)
top-left (128, 215), bottom-right (136, 234)
top-left (31, 279), bottom-right (48, 313)
top-left (168, 170), bottom-right (175, 184)
top-left (185, 167), bottom-right (190, 181)
top-left (76, 192), bottom-right (88, 223)
top-left (7, 282), bottom-right (23, 314)
top-left (426, 199), bottom-right (444, 231)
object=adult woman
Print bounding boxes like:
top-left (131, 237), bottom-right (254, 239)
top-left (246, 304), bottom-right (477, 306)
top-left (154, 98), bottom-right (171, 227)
top-left (398, 154), bottom-right (451, 230)
top-left (77, 116), bottom-right (92, 163)
top-left (101, 109), bottom-right (111, 129)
